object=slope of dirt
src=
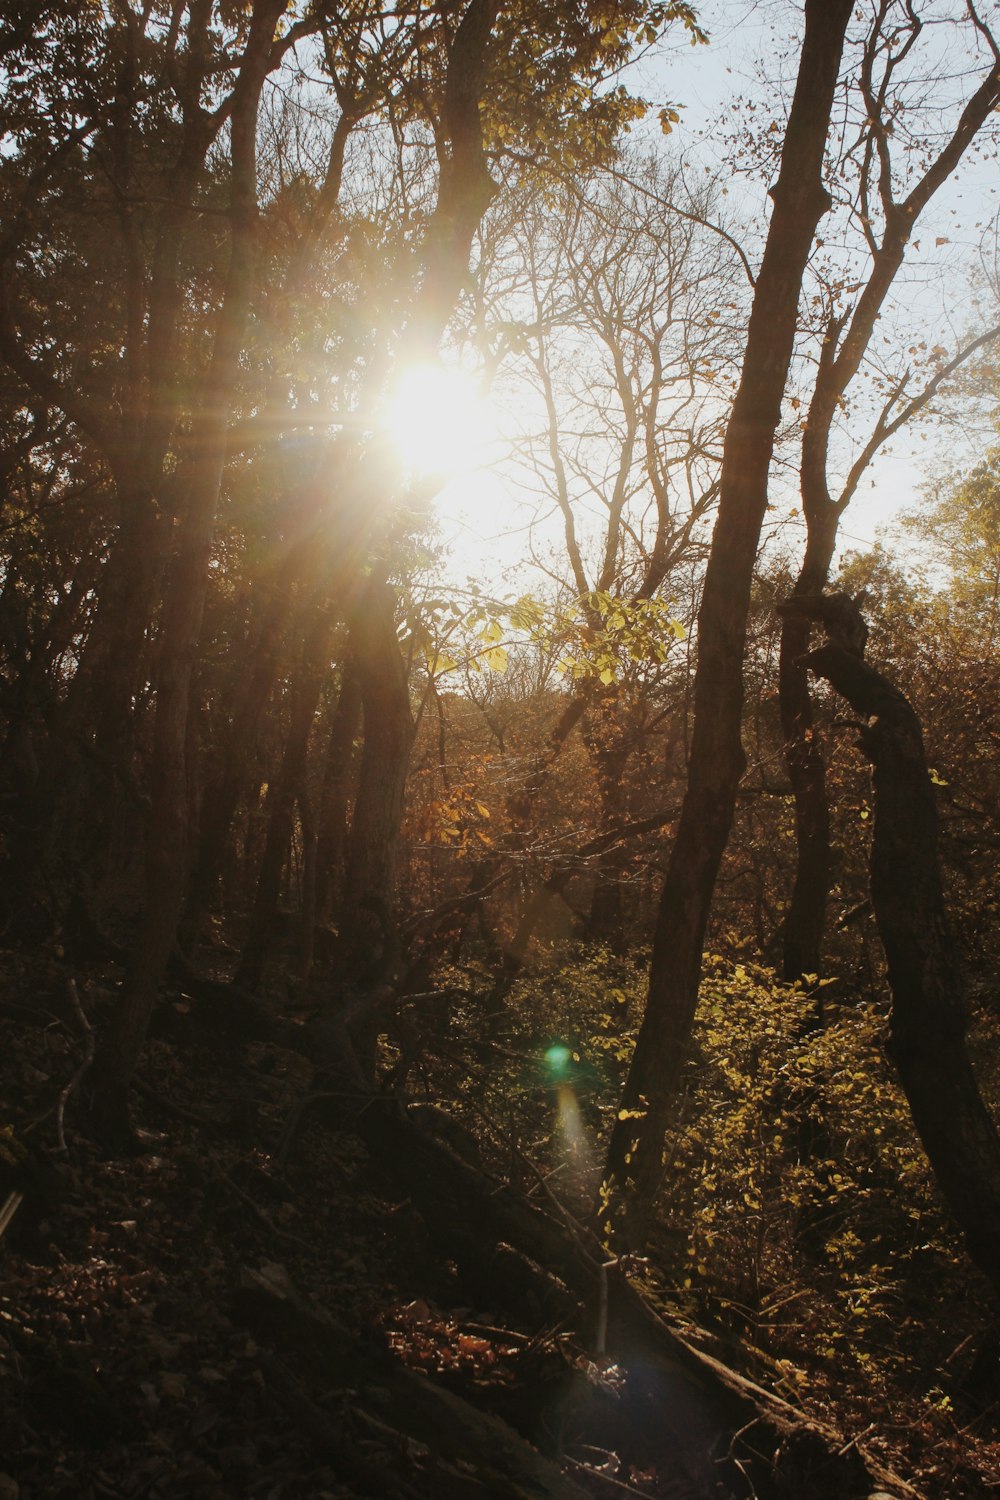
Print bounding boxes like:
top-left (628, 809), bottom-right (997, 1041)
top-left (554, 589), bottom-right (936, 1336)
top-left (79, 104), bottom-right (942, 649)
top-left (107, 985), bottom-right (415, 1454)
top-left (0, 946), bottom-right (997, 1499)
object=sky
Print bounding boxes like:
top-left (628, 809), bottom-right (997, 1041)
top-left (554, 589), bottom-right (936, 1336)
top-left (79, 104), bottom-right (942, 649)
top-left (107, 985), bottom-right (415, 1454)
top-left (424, 0), bottom-right (1000, 591)
top-left (657, 0), bottom-right (1000, 550)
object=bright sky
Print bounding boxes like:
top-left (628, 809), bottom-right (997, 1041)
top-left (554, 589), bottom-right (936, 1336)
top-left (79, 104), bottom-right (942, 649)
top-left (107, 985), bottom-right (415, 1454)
top-left (661, 0), bottom-right (1000, 554)
top-left (423, 0), bottom-right (1000, 591)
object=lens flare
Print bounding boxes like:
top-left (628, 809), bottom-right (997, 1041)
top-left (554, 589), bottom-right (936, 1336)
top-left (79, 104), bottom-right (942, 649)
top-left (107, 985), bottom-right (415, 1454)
top-left (543, 1044), bottom-right (592, 1171)
top-left (545, 1043), bottom-right (573, 1075)
top-left (555, 1082), bottom-right (588, 1160)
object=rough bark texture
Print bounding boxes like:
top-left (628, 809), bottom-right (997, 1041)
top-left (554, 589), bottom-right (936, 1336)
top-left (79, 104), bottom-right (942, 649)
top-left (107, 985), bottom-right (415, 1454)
top-left (800, 605), bottom-right (1000, 1299)
top-left (604, 0), bottom-right (854, 1235)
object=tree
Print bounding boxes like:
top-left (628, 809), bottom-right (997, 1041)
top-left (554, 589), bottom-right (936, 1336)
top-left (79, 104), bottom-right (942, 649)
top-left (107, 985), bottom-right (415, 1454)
top-left (792, 590), bottom-right (1000, 1298)
top-left (777, 2), bottom-right (1000, 983)
top-left (603, 0), bottom-right (855, 1240)
top-left (457, 152), bottom-right (742, 972)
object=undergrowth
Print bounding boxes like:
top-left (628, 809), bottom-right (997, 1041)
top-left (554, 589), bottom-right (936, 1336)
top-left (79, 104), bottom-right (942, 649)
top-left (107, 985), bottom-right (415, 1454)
top-left (428, 942), bottom-right (1000, 1460)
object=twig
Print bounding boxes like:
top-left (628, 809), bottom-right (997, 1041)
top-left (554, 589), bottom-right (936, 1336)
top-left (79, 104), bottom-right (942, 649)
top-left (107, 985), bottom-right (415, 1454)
top-left (0, 1191), bottom-right (24, 1240)
top-left (718, 1416), bottom-right (767, 1500)
top-left (942, 1329), bottom-right (977, 1366)
top-left (507, 1141), bottom-right (603, 1274)
top-left (836, 1423), bottom-right (876, 1458)
top-left (54, 979), bottom-right (94, 1155)
top-left (0, 999), bottom-right (62, 1023)
top-left (562, 1453), bottom-right (656, 1498)
top-left (457, 1320), bottom-right (530, 1344)
top-left (524, 1160), bottom-right (568, 1194)
top-left (596, 1259), bottom-right (614, 1356)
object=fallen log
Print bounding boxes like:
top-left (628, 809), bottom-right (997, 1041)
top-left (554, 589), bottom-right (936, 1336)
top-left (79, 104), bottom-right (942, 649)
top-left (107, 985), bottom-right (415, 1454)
top-left (178, 969), bottom-right (917, 1497)
top-left (344, 1092), bottom-right (917, 1500)
top-left (234, 1263), bottom-right (592, 1500)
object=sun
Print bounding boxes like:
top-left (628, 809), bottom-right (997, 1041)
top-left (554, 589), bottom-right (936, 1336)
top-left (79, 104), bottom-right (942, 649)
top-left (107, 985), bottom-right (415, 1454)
top-left (384, 361), bottom-right (499, 478)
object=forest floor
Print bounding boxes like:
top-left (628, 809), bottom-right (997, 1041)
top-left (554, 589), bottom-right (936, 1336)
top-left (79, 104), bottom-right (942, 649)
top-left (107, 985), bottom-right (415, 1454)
top-left (2, 940), bottom-right (1000, 1500)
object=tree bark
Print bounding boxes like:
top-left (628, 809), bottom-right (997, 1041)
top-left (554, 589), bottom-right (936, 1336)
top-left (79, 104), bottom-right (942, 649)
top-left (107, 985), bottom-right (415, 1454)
top-left (603, 0), bottom-right (853, 1241)
top-left (236, 596), bottom-right (335, 991)
top-left (403, 0), bottom-right (499, 359)
top-left (180, 552), bottom-right (302, 955)
top-left (778, 504), bottom-right (840, 982)
top-left (340, 576), bottom-right (415, 955)
top-left (798, 601), bottom-right (1000, 1299)
top-left (314, 660), bottom-right (362, 924)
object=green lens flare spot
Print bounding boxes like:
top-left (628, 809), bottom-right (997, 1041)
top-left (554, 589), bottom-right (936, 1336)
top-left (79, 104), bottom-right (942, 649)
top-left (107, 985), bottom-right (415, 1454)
top-left (545, 1044), bottom-right (572, 1075)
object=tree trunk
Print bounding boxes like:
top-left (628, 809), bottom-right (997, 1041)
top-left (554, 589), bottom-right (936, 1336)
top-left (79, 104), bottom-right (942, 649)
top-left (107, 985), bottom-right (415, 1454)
top-left (314, 661), bottom-right (362, 924)
top-left (798, 598), bottom-right (1000, 1298)
top-left (236, 597), bottom-right (334, 991)
top-left (180, 558), bottom-right (301, 954)
top-left (777, 503), bottom-right (840, 982)
top-left (603, 0), bottom-right (853, 1241)
top-left (2, 480), bottom-right (165, 933)
top-left (67, 483), bottom-right (164, 756)
top-left (777, 33), bottom-right (1000, 983)
top-left (340, 577), bottom-right (415, 955)
top-left (298, 784), bottom-right (318, 989)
